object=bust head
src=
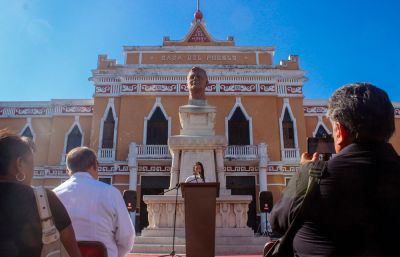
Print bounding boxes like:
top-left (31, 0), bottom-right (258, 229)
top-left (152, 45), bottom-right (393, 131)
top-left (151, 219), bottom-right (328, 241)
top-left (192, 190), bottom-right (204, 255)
top-left (187, 67), bottom-right (208, 101)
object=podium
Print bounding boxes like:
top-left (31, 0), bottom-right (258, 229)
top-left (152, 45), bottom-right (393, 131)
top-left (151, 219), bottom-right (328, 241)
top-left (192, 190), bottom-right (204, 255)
top-left (181, 182), bottom-right (219, 257)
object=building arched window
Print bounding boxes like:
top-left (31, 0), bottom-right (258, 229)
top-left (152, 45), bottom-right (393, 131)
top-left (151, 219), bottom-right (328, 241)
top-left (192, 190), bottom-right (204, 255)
top-left (315, 125), bottom-right (329, 138)
top-left (228, 107), bottom-right (250, 145)
top-left (66, 125), bottom-right (82, 154)
top-left (282, 108), bottom-right (295, 148)
top-left (21, 126), bottom-right (33, 139)
top-left (146, 107), bottom-right (168, 145)
top-left (102, 108), bottom-right (115, 148)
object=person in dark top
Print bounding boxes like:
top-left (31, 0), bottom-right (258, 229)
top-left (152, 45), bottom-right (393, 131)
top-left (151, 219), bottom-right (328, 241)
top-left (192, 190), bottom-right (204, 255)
top-left (270, 83), bottom-right (400, 256)
top-left (0, 130), bottom-right (81, 257)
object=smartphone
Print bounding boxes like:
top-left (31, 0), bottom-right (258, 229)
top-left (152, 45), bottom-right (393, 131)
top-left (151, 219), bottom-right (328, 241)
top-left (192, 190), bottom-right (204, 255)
top-left (307, 137), bottom-right (335, 155)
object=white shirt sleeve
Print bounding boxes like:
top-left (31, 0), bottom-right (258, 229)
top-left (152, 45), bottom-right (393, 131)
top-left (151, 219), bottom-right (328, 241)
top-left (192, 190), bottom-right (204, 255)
top-left (111, 188), bottom-right (135, 257)
top-left (185, 174), bottom-right (205, 183)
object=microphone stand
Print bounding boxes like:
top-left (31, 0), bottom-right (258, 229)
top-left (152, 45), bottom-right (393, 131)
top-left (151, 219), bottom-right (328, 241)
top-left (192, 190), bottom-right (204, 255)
top-left (159, 176), bottom-right (200, 257)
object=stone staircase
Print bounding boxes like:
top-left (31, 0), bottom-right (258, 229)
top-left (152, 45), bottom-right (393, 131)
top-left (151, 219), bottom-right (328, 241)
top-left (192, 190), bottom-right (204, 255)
top-left (132, 227), bottom-right (267, 255)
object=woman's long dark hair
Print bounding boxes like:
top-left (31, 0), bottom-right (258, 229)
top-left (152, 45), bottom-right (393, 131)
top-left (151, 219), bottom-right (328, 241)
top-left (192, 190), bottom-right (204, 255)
top-left (194, 162), bottom-right (205, 182)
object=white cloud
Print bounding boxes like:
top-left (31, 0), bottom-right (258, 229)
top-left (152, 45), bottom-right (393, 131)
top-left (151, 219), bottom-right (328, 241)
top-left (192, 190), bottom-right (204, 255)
top-left (0, 0), bottom-right (52, 45)
top-left (26, 18), bottom-right (52, 44)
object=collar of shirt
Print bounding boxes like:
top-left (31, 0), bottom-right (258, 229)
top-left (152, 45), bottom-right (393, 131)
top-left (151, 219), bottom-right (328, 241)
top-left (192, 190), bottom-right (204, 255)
top-left (71, 171), bottom-right (94, 180)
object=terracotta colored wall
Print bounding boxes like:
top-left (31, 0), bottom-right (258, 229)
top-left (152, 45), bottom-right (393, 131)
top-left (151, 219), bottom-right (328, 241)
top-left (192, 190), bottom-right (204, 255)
top-left (47, 116), bottom-right (75, 165)
top-left (45, 116), bottom-right (93, 165)
top-left (304, 116), bottom-right (318, 137)
top-left (258, 52), bottom-right (273, 65)
top-left (0, 118), bottom-right (27, 133)
top-left (115, 94), bottom-right (287, 162)
top-left (31, 118), bottom-right (52, 166)
top-left (113, 175), bottom-right (129, 184)
top-left (126, 53), bottom-right (139, 64)
top-left (80, 116), bottom-right (93, 147)
top-left (90, 97), bottom-right (113, 151)
top-left (140, 52), bottom-right (257, 65)
top-left (288, 98), bottom-right (307, 154)
top-left (32, 178), bottom-right (62, 187)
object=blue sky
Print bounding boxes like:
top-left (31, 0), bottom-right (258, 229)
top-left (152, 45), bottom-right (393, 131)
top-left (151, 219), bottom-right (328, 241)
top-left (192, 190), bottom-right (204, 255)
top-left (1, 0), bottom-right (399, 101)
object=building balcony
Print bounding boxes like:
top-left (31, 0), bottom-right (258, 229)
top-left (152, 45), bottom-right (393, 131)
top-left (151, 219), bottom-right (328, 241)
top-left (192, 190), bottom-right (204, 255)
top-left (281, 148), bottom-right (300, 162)
top-left (134, 145), bottom-right (261, 160)
top-left (137, 145), bottom-right (171, 159)
top-left (224, 145), bottom-right (259, 160)
top-left (98, 148), bottom-right (115, 162)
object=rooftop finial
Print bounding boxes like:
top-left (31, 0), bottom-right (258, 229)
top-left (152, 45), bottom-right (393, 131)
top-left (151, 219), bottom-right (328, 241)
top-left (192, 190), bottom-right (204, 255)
top-left (194, 0), bottom-right (203, 21)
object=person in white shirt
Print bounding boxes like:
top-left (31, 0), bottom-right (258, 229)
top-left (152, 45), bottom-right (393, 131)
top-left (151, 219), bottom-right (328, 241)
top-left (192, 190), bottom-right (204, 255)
top-left (54, 147), bottom-right (135, 257)
top-left (185, 162), bottom-right (206, 183)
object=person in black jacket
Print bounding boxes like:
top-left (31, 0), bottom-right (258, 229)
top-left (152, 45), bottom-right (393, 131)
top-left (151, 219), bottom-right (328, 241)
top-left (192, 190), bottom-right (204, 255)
top-left (270, 83), bottom-right (400, 256)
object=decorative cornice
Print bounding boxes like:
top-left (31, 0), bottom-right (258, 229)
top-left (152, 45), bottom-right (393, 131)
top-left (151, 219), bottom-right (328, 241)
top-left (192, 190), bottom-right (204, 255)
top-left (303, 105), bottom-right (328, 116)
top-left (267, 164), bottom-right (299, 173)
top-left (34, 164), bottom-right (129, 178)
top-left (0, 100), bottom-right (94, 118)
top-left (304, 101), bottom-right (400, 118)
top-left (94, 83), bottom-right (304, 97)
top-left (224, 166), bottom-right (259, 172)
top-left (138, 165), bottom-right (171, 172)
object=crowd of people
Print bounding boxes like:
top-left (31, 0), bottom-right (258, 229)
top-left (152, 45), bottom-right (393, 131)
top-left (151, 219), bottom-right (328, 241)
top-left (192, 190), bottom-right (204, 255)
top-left (0, 82), bottom-right (399, 257)
top-left (0, 134), bottom-right (135, 257)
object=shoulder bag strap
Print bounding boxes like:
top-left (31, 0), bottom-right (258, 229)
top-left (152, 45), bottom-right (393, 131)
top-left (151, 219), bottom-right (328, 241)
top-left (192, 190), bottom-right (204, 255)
top-left (277, 161), bottom-right (327, 249)
top-left (33, 186), bottom-right (61, 244)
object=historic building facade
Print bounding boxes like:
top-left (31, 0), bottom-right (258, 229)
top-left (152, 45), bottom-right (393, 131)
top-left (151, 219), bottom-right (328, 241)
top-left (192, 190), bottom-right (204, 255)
top-left (1, 10), bottom-right (399, 232)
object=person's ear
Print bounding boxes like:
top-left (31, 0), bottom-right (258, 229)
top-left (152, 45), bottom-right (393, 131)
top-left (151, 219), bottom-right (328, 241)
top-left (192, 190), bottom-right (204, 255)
top-left (336, 122), bottom-right (350, 148)
top-left (15, 157), bottom-right (24, 173)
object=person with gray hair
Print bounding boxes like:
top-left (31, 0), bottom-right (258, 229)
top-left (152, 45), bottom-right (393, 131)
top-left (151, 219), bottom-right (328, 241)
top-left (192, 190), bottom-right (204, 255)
top-left (270, 83), bottom-right (400, 256)
top-left (54, 147), bottom-right (135, 257)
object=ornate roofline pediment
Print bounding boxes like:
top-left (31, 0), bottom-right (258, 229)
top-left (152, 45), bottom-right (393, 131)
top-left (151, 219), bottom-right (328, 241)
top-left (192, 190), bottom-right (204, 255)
top-left (163, 14), bottom-right (235, 47)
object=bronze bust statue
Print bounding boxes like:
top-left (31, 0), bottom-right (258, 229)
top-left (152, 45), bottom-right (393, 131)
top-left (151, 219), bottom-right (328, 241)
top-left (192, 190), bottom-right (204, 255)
top-left (187, 67), bottom-right (208, 103)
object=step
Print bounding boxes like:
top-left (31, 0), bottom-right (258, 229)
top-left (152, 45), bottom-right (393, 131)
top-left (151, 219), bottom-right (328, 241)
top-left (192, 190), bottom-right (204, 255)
top-left (216, 245), bottom-right (264, 255)
top-left (134, 237), bottom-right (186, 244)
top-left (133, 244), bottom-right (186, 254)
top-left (133, 244), bottom-right (264, 255)
top-left (134, 235), bottom-right (266, 245)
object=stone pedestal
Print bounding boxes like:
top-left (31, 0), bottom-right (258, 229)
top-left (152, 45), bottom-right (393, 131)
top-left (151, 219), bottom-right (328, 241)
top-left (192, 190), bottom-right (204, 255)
top-left (179, 104), bottom-right (216, 136)
top-left (132, 101), bottom-right (266, 255)
top-left (132, 194), bottom-right (266, 255)
top-left (168, 135), bottom-right (229, 195)
top-left (167, 102), bottom-right (231, 196)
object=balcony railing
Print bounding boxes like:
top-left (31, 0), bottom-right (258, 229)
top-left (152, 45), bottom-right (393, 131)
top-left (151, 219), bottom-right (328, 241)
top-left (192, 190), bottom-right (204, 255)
top-left (98, 148), bottom-right (115, 162)
top-left (60, 153), bottom-right (67, 165)
top-left (281, 148), bottom-right (300, 161)
top-left (137, 145), bottom-right (171, 159)
top-left (225, 145), bottom-right (259, 160)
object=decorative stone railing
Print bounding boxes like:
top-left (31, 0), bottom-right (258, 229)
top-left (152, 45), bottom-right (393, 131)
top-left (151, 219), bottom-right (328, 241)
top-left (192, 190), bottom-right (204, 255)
top-left (281, 148), bottom-right (300, 161)
top-left (98, 148), bottom-right (115, 162)
top-left (224, 145), bottom-right (258, 160)
top-left (137, 145), bottom-right (171, 159)
top-left (143, 195), bottom-right (251, 229)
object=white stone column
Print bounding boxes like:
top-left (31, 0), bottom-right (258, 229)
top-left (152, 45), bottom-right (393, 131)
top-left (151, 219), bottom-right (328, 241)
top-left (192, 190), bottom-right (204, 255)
top-left (258, 143), bottom-right (268, 233)
top-left (169, 149), bottom-right (180, 190)
top-left (215, 148), bottom-right (228, 195)
top-left (128, 142), bottom-right (138, 226)
top-left (258, 143), bottom-right (268, 192)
